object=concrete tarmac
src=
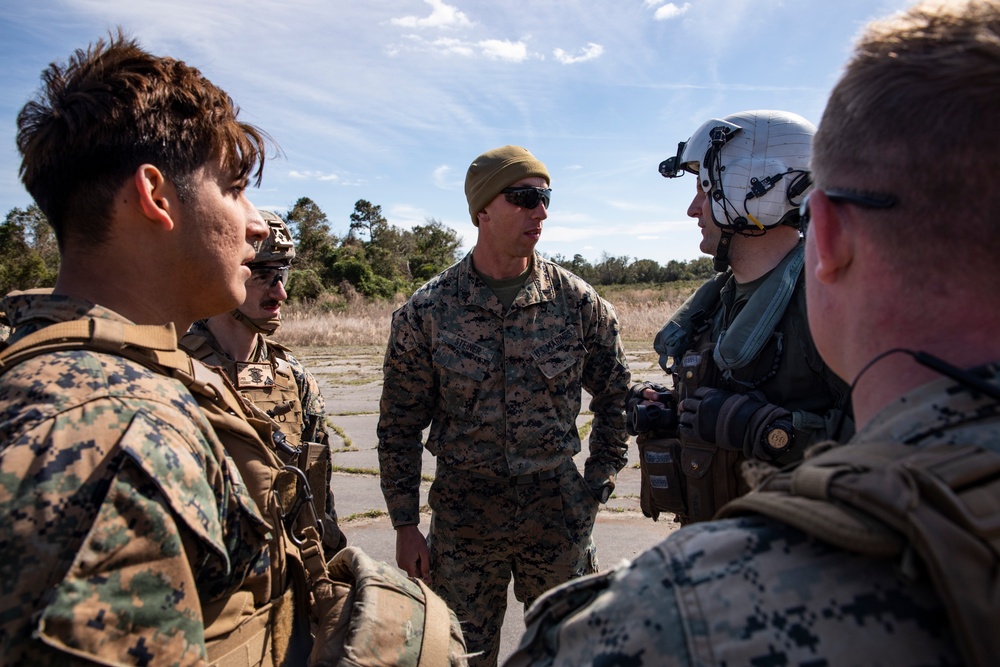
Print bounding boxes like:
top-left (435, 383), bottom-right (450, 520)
top-left (309, 347), bottom-right (677, 664)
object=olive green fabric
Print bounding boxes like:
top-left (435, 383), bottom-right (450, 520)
top-left (465, 146), bottom-right (549, 225)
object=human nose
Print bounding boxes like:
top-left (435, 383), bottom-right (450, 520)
top-left (271, 278), bottom-right (288, 301)
top-left (246, 203), bottom-right (268, 244)
top-left (687, 189), bottom-right (706, 219)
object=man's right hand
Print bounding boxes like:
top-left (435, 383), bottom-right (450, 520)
top-left (395, 524), bottom-right (431, 580)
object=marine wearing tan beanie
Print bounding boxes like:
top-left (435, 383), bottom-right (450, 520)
top-left (465, 145), bottom-right (550, 226)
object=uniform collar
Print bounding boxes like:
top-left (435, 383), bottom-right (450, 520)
top-left (855, 362), bottom-right (1000, 447)
top-left (457, 250), bottom-right (555, 314)
top-left (3, 288), bottom-right (132, 340)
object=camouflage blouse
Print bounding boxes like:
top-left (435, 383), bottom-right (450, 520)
top-left (0, 292), bottom-right (269, 665)
top-left (377, 252), bottom-right (631, 527)
top-left (505, 367), bottom-right (1000, 666)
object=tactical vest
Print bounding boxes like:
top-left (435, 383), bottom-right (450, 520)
top-left (180, 331), bottom-right (332, 548)
top-left (640, 246), bottom-right (806, 524)
top-left (0, 318), bottom-right (331, 667)
top-left (181, 333), bottom-right (306, 449)
top-left (719, 440), bottom-right (1000, 667)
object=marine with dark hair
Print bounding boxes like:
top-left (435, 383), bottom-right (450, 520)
top-left (2, 32), bottom-right (319, 666)
top-left (378, 145), bottom-right (630, 667)
top-left (507, 1), bottom-right (1000, 665)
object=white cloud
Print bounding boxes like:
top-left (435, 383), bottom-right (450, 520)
top-left (654, 3), bottom-right (692, 21)
top-left (553, 42), bottom-right (604, 65)
top-left (288, 170), bottom-right (340, 182)
top-left (431, 37), bottom-right (475, 57)
top-left (643, 0), bottom-right (665, 7)
top-left (388, 35), bottom-right (533, 61)
top-left (479, 39), bottom-right (529, 62)
top-left (433, 165), bottom-right (461, 190)
top-left (387, 203), bottom-right (427, 229)
top-left (391, 0), bottom-right (472, 29)
top-left (544, 225), bottom-right (604, 243)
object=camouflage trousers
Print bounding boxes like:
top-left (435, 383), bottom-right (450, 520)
top-left (428, 458), bottom-right (599, 667)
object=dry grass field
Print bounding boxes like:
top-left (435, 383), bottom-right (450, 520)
top-left (275, 281), bottom-right (700, 351)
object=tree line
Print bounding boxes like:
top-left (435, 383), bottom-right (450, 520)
top-left (0, 198), bottom-right (716, 299)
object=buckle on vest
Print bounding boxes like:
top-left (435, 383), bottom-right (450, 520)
top-left (273, 465), bottom-right (325, 547)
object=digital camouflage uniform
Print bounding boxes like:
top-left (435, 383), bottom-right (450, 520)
top-left (378, 251), bottom-right (630, 667)
top-left (505, 366), bottom-right (1000, 666)
top-left (180, 319), bottom-right (346, 555)
top-left (642, 242), bottom-right (851, 523)
top-left (0, 291), bottom-right (277, 665)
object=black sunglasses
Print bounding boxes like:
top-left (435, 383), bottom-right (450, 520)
top-left (799, 189), bottom-right (899, 229)
top-left (249, 264), bottom-right (290, 288)
top-left (502, 186), bottom-right (551, 210)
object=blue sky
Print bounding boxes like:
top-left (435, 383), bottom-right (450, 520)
top-left (1, 0), bottom-right (912, 265)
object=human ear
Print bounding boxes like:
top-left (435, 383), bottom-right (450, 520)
top-left (134, 164), bottom-right (175, 231)
top-left (807, 191), bottom-right (853, 285)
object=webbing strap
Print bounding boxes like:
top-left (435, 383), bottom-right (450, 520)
top-left (206, 588), bottom-right (295, 667)
top-left (1, 319), bottom-right (179, 370)
top-left (416, 578), bottom-right (451, 667)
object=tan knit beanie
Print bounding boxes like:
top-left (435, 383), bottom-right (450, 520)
top-left (465, 145), bottom-right (550, 226)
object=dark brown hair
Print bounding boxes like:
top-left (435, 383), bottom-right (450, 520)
top-left (17, 29), bottom-right (269, 248)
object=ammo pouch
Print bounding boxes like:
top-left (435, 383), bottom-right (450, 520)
top-left (681, 443), bottom-right (748, 524)
top-left (720, 440), bottom-right (1000, 667)
top-left (638, 435), bottom-right (750, 524)
top-left (309, 547), bottom-right (468, 667)
top-left (637, 434), bottom-right (685, 521)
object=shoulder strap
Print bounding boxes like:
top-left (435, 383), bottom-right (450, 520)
top-left (264, 337), bottom-right (291, 355)
top-left (721, 440), bottom-right (1000, 667)
top-left (0, 319), bottom-right (187, 373)
top-left (653, 271), bottom-right (727, 373)
top-left (1, 316), bottom-right (336, 642)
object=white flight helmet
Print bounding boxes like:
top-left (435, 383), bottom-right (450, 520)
top-left (659, 110), bottom-right (815, 270)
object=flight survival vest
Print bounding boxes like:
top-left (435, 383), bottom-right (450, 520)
top-left (0, 318), bottom-right (329, 666)
top-left (719, 440), bottom-right (1000, 667)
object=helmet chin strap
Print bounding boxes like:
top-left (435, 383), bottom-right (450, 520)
top-left (713, 228), bottom-right (736, 272)
top-left (231, 308), bottom-right (281, 336)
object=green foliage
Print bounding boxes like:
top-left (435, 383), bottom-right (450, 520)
top-left (286, 268), bottom-right (326, 301)
top-left (548, 251), bottom-right (716, 287)
top-left (0, 197), bottom-right (720, 305)
top-left (329, 257), bottom-right (399, 300)
top-left (409, 218), bottom-right (461, 282)
top-left (286, 197), bottom-right (337, 278)
top-left (0, 205), bottom-right (59, 295)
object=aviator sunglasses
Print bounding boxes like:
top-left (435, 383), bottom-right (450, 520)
top-left (502, 186), bottom-right (552, 210)
top-left (248, 264), bottom-right (291, 288)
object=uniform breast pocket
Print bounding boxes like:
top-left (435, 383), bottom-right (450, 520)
top-left (532, 328), bottom-right (586, 382)
top-left (433, 331), bottom-right (495, 417)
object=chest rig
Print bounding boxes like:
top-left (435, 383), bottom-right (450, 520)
top-left (185, 333), bottom-right (306, 450)
top-left (640, 246), bottom-right (804, 524)
top-left (721, 439), bottom-right (1000, 667)
top-left (0, 319), bottom-right (331, 666)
